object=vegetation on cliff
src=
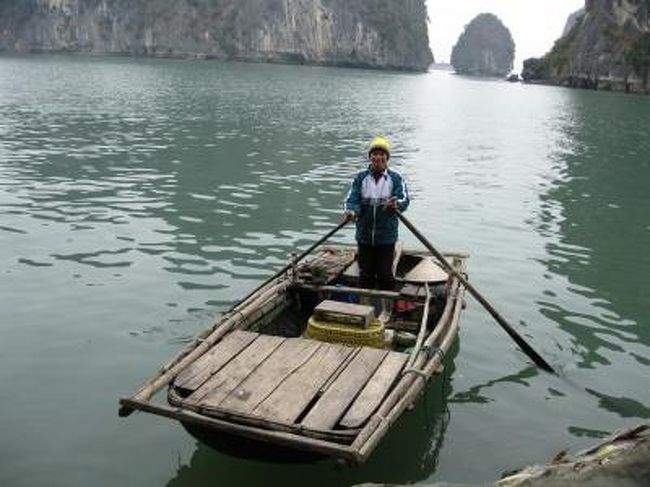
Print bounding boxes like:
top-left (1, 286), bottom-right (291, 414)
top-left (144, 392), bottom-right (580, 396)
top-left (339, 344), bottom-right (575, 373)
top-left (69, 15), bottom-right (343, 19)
top-left (450, 13), bottom-right (515, 77)
top-left (522, 1), bottom-right (650, 94)
top-left (0, 0), bottom-right (432, 71)
top-left (522, 16), bottom-right (584, 82)
top-left (358, 0), bottom-right (432, 65)
top-left (625, 32), bottom-right (650, 87)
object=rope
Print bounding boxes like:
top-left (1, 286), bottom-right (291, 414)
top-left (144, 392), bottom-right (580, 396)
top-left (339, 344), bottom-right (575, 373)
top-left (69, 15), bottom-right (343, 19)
top-left (423, 345), bottom-right (445, 361)
top-left (402, 367), bottom-right (428, 379)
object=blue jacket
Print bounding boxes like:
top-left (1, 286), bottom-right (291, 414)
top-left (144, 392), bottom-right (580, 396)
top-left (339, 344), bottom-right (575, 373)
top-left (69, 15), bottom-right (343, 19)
top-left (344, 167), bottom-right (410, 245)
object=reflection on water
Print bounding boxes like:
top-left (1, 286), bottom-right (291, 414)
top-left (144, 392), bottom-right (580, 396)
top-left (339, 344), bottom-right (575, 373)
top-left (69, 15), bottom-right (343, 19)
top-left (534, 89), bottom-right (650, 422)
top-left (449, 365), bottom-right (538, 405)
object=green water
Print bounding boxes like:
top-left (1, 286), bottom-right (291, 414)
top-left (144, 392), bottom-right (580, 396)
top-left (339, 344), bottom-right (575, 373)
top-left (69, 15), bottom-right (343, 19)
top-left (0, 55), bottom-right (648, 486)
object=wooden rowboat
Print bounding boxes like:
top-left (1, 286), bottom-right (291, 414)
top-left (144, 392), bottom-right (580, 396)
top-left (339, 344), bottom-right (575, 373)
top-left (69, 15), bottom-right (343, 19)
top-left (119, 244), bottom-right (467, 464)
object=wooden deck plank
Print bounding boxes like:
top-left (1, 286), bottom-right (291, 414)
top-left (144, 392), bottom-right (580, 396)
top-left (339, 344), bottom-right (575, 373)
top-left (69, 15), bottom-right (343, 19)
top-left (173, 330), bottom-right (259, 393)
top-left (253, 343), bottom-right (355, 423)
top-left (187, 334), bottom-right (285, 407)
top-left (300, 347), bottom-right (388, 431)
top-left (342, 261), bottom-right (359, 279)
top-left (219, 338), bottom-right (322, 414)
top-left (338, 352), bottom-right (408, 429)
top-left (303, 247), bottom-right (356, 284)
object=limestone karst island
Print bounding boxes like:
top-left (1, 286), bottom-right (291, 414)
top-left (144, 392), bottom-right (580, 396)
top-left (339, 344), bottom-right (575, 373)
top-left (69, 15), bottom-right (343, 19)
top-left (2, 0), bottom-right (648, 93)
top-left (523, 0), bottom-right (650, 93)
top-left (0, 0), bottom-right (433, 71)
top-left (0, 1), bottom-right (649, 487)
top-left (450, 13), bottom-right (515, 77)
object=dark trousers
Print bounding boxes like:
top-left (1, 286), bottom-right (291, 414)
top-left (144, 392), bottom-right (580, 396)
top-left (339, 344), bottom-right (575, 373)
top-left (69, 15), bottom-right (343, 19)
top-left (357, 243), bottom-right (395, 290)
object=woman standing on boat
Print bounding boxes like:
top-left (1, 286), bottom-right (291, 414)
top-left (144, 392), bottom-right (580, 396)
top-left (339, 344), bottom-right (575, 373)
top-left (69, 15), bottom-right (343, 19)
top-left (343, 136), bottom-right (410, 290)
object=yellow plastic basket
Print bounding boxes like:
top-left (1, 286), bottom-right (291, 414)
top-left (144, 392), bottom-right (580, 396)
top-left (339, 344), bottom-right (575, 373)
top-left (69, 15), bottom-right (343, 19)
top-left (305, 316), bottom-right (385, 349)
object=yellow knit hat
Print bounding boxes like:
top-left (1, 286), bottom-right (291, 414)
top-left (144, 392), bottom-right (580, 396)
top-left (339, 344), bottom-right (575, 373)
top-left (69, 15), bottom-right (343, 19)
top-left (368, 136), bottom-right (391, 158)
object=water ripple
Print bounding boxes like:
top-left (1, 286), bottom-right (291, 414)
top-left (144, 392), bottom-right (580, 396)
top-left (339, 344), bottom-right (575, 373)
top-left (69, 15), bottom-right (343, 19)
top-left (1, 57), bottom-right (649, 485)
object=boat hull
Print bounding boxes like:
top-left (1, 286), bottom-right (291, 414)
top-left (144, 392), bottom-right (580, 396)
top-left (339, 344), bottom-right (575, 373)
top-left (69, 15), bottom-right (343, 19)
top-left (119, 246), bottom-right (468, 463)
top-left (181, 422), bottom-right (327, 463)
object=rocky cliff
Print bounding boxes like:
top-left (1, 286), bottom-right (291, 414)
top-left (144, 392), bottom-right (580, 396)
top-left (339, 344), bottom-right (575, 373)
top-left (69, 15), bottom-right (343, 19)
top-left (0, 0), bottom-right (433, 71)
top-left (450, 13), bottom-right (515, 77)
top-left (522, 0), bottom-right (650, 93)
top-left (562, 7), bottom-right (586, 36)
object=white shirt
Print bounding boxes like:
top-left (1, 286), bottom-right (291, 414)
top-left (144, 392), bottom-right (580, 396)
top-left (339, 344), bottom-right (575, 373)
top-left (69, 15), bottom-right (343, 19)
top-left (361, 170), bottom-right (393, 204)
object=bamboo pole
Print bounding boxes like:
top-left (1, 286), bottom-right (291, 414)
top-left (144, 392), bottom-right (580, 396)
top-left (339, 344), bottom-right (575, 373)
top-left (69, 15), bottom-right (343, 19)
top-left (119, 398), bottom-right (359, 461)
top-left (168, 394), bottom-right (359, 443)
top-left (355, 285), bottom-right (465, 462)
top-left (404, 282), bottom-right (431, 371)
top-left (422, 280), bottom-right (461, 351)
top-left (119, 279), bottom-right (290, 417)
top-left (292, 283), bottom-right (424, 301)
top-left (350, 272), bottom-right (463, 456)
top-left (120, 221), bottom-right (351, 417)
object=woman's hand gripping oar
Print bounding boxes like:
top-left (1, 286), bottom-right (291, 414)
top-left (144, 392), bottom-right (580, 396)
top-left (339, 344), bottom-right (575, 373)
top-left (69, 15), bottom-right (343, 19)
top-left (395, 210), bottom-right (556, 375)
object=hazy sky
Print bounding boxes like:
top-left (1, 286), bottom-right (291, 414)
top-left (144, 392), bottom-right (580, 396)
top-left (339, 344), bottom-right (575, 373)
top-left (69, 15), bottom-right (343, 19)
top-left (427, 0), bottom-right (585, 71)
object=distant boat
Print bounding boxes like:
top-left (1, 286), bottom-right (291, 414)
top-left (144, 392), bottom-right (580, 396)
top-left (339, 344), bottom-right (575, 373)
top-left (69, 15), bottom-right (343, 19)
top-left (119, 243), bottom-right (467, 464)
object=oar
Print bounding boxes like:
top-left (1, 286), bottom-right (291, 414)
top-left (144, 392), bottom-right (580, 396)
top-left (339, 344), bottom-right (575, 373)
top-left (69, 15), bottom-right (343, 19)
top-left (396, 210), bottom-right (556, 374)
top-left (228, 219), bottom-right (350, 312)
top-left (117, 220), bottom-right (349, 418)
